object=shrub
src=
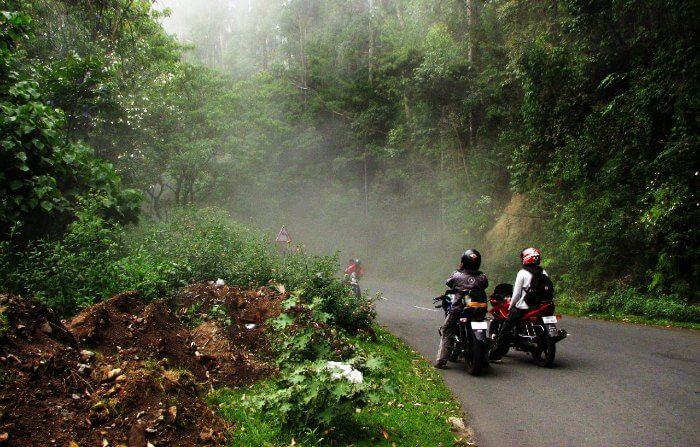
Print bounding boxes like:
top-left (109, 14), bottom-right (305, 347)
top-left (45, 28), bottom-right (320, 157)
top-left (271, 294), bottom-right (356, 365)
top-left (1, 205), bottom-right (373, 321)
top-left (256, 356), bottom-right (387, 431)
top-left (579, 287), bottom-right (700, 323)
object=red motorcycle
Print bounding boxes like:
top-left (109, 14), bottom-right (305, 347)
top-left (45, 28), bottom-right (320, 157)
top-left (489, 283), bottom-right (567, 367)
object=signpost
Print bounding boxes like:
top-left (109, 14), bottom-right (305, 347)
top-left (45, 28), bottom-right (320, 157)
top-left (275, 226), bottom-right (292, 253)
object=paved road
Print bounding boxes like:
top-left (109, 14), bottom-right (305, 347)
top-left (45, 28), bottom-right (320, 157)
top-left (372, 281), bottom-right (700, 447)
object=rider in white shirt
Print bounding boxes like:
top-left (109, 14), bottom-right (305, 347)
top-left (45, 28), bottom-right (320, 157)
top-left (509, 265), bottom-right (549, 311)
top-left (490, 247), bottom-right (547, 360)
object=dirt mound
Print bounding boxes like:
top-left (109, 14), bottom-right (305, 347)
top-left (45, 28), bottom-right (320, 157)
top-left (70, 291), bottom-right (207, 381)
top-left (0, 293), bottom-right (229, 446)
top-left (82, 361), bottom-right (228, 446)
top-left (0, 282), bottom-right (286, 446)
top-left (180, 282), bottom-right (285, 385)
top-left (177, 282), bottom-right (283, 323)
top-left (0, 294), bottom-right (90, 446)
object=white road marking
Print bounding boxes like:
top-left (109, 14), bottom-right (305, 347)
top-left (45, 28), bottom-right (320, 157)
top-left (413, 306), bottom-right (440, 312)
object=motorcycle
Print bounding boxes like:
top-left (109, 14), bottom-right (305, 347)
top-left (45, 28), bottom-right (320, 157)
top-left (488, 283), bottom-right (567, 367)
top-left (434, 289), bottom-right (490, 375)
top-left (344, 271), bottom-right (361, 299)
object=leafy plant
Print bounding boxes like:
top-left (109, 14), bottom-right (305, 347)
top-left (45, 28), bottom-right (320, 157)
top-left (255, 357), bottom-right (387, 431)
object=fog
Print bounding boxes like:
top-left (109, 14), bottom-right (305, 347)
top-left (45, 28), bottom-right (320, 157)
top-left (152, 0), bottom-right (525, 288)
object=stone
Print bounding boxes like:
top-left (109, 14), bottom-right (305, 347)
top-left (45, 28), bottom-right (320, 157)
top-left (128, 423), bottom-right (147, 447)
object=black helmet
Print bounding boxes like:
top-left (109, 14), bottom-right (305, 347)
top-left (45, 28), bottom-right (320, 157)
top-left (461, 249), bottom-right (481, 270)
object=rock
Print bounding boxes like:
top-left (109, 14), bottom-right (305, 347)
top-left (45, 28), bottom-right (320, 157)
top-left (448, 416), bottom-right (467, 432)
top-left (115, 374), bottom-right (127, 383)
top-left (128, 423), bottom-right (147, 447)
top-left (165, 405), bottom-right (177, 424)
top-left (39, 321), bottom-right (52, 334)
top-left (78, 363), bottom-right (92, 375)
top-left (80, 350), bottom-right (95, 362)
top-left (71, 394), bottom-right (81, 400)
top-left (447, 417), bottom-right (476, 446)
top-left (103, 368), bottom-right (122, 382)
top-left (0, 432), bottom-right (8, 443)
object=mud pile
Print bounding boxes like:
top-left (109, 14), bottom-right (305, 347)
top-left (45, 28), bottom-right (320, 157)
top-left (0, 282), bottom-right (286, 446)
top-left (178, 283), bottom-right (285, 385)
top-left (70, 291), bottom-right (207, 381)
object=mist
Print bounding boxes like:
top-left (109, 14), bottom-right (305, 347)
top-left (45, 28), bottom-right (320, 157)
top-left (150, 0), bottom-right (467, 285)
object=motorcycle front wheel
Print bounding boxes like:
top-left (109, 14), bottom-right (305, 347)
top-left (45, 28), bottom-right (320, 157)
top-left (489, 320), bottom-right (509, 357)
top-left (531, 334), bottom-right (556, 367)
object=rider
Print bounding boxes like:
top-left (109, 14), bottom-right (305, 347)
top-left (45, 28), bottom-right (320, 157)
top-left (344, 259), bottom-right (364, 297)
top-left (344, 259), bottom-right (364, 281)
top-left (435, 249), bottom-right (489, 369)
top-left (490, 247), bottom-right (548, 360)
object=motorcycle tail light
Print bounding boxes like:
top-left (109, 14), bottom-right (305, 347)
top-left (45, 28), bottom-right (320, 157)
top-left (557, 314), bottom-right (563, 320)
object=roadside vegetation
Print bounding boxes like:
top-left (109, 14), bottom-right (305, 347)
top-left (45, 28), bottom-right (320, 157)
top-left (210, 327), bottom-right (465, 447)
top-left (556, 292), bottom-right (700, 330)
top-left (1, 203), bottom-right (467, 445)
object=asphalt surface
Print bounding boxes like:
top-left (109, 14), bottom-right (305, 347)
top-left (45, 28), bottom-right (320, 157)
top-left (372, 281), bottom-right (700, 447)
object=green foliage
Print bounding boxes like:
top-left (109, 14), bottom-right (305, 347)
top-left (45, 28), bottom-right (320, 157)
top-left (256, 357), bottom-right (386, 431)
top-left (209, 327), bottom-right (463, 446)
top-left (563, 287), bottom-right (700, 324)
top-left (0, 10), bottom-right (140, 240)
top-left (0, 205), bottom-right (373, 321)
top-left (271, 294), bottom-right (355, 365)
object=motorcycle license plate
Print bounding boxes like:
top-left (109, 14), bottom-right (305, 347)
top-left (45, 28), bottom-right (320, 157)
top-left (471, 321), bottom-right (488, 330)
top-left (542, 316), bottom-right (557, 324)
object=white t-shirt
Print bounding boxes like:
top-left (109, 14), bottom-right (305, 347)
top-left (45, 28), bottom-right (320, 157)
top-left (510, 268), bottom-right (549, 310)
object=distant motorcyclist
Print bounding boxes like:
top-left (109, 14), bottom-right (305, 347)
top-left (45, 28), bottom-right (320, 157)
top-left (344, 259), bottom-right (364, 298)
top-left (490, 247), bottom-right (551, 360)
top-left (344, 259), bottom-right (365, 280)
top-left (435, 249), bottom-right (489, 369)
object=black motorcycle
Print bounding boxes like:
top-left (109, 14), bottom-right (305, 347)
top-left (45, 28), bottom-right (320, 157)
top-left (434, 289), bottom-right (490, 376)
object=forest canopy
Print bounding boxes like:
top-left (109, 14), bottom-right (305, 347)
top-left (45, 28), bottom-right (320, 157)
top-left (1, 0), bottom-right (698, 316)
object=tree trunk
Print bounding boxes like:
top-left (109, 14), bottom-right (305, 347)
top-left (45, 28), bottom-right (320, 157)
top-left (466, 0), bottom-right (480, 147)
top-left (368, 0), bottom-right (375, 84)
top-left (175, 175), bottom-right (184, 206)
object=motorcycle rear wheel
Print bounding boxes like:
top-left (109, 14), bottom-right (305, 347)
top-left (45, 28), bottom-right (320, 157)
top-left (465, 341), bottom-right (487, 376)
top-left (531, 335), bottom-right (556, 367)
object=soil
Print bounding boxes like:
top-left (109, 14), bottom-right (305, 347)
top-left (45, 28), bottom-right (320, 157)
top-left (178, 283), bottom-right (284, 385)
top-left (0, 281), bottom-right (286, 446)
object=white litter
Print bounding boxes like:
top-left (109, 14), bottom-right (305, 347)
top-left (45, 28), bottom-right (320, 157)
top-left (325, 361), bottom-right (363, 384)
top-left (214, 278), bottom-right (226, 286)
top-left (245, 324), bottom-right (257, 330)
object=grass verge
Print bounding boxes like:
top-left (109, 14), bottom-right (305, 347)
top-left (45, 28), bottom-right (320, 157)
top-left (556, 303), bottom-right (700, 330)
top-left (208, 326), bottom-right (466, 446)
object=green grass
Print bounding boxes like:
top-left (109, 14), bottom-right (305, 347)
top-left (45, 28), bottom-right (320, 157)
top-left (556, 302), bottom-right (700, 330)
top-left (208, 326), bottom-right (465, 446)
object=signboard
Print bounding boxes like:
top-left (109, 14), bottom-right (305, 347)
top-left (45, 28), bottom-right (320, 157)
top-left (275, 226), bottom-right (291, 243)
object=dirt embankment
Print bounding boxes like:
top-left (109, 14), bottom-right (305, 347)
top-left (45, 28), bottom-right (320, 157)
top-left (0, 282), bottom-right (285, 447)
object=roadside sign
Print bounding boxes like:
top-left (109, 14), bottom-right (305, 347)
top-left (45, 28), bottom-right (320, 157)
top-left (275, 226), bottom-right (291, 243)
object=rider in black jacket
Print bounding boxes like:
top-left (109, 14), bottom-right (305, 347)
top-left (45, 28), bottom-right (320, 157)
top-left (435, 249), bottom-right (489, 369)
